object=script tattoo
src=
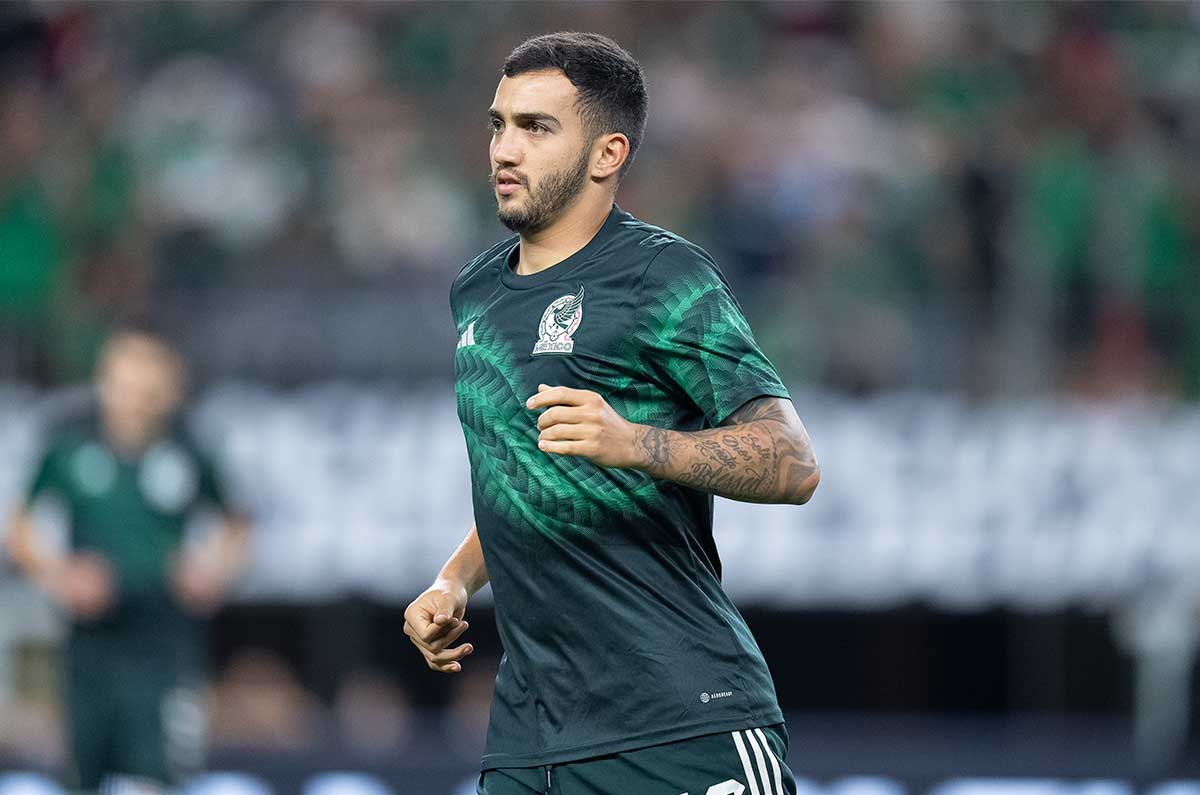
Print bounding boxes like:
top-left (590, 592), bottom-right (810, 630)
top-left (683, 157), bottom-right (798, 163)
top-left (636, 397), bottom-right (818, 504)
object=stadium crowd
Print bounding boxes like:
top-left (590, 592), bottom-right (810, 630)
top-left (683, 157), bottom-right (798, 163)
top-left (0, 1), bottom-right (1197, 396)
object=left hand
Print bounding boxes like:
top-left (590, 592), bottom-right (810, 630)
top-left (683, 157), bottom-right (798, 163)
top-left (527, 384), bottom-right (643, 469)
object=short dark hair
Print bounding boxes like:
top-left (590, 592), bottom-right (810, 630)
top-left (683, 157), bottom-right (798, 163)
top-left (503, 32), bottom-right (648, 179)
top-left (106, 315), bottom-right (177, 349)
top-left (102, 316), bottom-right (184, 368)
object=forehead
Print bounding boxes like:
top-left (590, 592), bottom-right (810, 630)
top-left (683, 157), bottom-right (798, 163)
top-left (492, 69), bottom-right (580, 119)
top-left (103, 335), bottom-right (180, 376)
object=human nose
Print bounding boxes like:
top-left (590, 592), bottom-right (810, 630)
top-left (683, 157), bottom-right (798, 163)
top-left (491, 126), bottom-right (522, 167)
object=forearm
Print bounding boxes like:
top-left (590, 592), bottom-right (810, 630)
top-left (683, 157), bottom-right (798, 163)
top-left (209, 515), bottom-right (252, 582)
top-left (6, 510), bottom-right (56, 582)
top-left (633, 400), bottom-right (819, 504)
top-left (6, 510), bottom-right (74, 600)
top-left (436, 524), bottom-right (489, 596)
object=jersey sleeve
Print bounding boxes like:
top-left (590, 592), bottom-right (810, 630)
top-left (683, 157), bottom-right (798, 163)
top-left (24, 445), bottom-right (60, 505)
top-left (635, 242), bottom-right (791, 425)
top-left (190, 447), bottom-right (238, 518)
top-left (180, 426), bottom-right (234, 515)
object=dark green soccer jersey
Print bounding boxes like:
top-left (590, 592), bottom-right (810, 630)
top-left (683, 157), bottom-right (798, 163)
top-left (451, 204), bottom-right (791, 769)
top-left (25, 411), bottom-right (229, 657)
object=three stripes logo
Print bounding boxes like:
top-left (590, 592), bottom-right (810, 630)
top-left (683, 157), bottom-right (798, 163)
top-left (456, 320), bottom-right (477, 350)
top-left (732, 728), bottom-right (787, 795)
top-left (676, 729), bottom-right (787, 795)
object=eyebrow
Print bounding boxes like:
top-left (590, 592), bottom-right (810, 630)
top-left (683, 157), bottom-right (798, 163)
top-left (488, 108), bottom-right (562, 128)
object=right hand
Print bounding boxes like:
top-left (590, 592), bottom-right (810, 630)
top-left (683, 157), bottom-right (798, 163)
top-left (403, 579), bottom-right (473, 673)
top-left (170, 554), bottom-right (229, 617)
top-left (42, 553), bottom-right (116, 620)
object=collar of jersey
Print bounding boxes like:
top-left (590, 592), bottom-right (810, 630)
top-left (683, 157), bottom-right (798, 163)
top-left (499, 203), bottom-right (625, 291)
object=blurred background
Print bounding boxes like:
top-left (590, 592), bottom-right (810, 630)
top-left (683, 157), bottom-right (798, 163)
top-left (1, 0), bottom-right (1200, 792)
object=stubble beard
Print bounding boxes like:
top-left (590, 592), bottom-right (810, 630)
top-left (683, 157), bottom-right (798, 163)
top-left (494, 147), bottom-right (591, 236)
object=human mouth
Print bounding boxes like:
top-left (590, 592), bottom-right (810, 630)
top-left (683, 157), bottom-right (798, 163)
top-left (494, 172), bottom-right (524, 196)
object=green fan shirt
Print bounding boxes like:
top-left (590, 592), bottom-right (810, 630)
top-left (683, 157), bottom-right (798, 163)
top-left (25, 411), bottom-right (230, 663)
top-left (451, 204), bottom-right (792, 769)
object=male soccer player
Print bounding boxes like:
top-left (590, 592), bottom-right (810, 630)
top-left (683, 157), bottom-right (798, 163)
top-left (6, 325), bottom-right (250, 794)
top-left (404, 33), bottom-right (819, 795)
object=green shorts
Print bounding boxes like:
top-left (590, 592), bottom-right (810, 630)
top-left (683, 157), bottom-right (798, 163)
top-left (478, 724), bottom-right (796, 795)
top-left (65, 646), bottom-right (205, 792)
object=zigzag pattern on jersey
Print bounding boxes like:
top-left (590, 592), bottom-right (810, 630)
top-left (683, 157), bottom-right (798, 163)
top-left (626, 265), bottom-right (787, 423)
top-left (454, 324), bottom-right (660, 540)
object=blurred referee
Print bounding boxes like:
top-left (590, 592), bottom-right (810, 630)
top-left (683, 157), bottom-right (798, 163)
top-left (5, 323), bottom-right (250, 795)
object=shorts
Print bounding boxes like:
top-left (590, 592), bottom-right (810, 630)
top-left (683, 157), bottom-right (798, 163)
top-left (478, 724), bottom-right (796, 795)
top-left (66, 649), bottom-right (205, 793)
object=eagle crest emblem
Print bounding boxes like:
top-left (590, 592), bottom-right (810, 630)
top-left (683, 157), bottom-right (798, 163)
top-left (532, 285), bottom-right (585, 355)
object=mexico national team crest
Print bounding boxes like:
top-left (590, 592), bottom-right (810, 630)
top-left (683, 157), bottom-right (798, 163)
top-left (532, 284), bottom-right (585, 355)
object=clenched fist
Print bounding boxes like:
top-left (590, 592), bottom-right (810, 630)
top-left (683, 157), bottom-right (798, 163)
top-left (526, 384), bottom-right (643, 469)
top-left (403, 579), bottom-right (473, 673)
top-left (43, 552), bottom-right (115, 620)
top-left (172, 554), bottom-right (231, 616)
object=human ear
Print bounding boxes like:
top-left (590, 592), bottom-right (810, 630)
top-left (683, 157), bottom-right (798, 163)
top-left (592, 133), bottom-right (629, 180)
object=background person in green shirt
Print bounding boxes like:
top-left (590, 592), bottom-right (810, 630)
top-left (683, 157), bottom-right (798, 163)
top-left (6, 324), bottom-right (251, 794)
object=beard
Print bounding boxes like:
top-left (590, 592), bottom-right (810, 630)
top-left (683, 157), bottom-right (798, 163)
top-left (492, 147), bottom-right (591, 235)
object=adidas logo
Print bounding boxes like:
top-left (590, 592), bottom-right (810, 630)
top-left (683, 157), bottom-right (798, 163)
top-left (456, 320), bottom-right (477, 349)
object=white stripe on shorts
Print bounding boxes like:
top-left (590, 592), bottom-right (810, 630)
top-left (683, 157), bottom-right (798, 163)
top-left (743, 729), bottom-right (776, 795)
top-left (731, 730), bottom-right (761, 795)
top-left (754, 727), bottom-right (785, 795)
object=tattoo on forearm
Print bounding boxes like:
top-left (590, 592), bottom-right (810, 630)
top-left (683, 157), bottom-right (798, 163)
top-left (636, 397), bottom-right (818, 503)
top-left (641, 427), bottom-right (671, 467)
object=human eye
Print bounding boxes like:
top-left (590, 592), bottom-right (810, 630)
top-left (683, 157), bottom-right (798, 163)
top-left (487, 117), bottom-right (503, 133)
top-left (526, 121), bottom-right (548, 135)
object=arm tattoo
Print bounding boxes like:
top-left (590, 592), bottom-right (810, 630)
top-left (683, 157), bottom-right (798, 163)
top-left (641, 427), bottom-right (671, 467)
top-left (636, 397), bottom-right (819, 504)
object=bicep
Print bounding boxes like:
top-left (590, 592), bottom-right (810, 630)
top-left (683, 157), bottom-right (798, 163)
top-left (719, 396), bottom-right (802, 429)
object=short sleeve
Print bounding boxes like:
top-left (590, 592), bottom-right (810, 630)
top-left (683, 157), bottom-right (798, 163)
top-left (194, 451), bottom-right (231, 513)
top-left (25, 446), bottom-right (60, 505)
top-left (179, 426), bottom-right (234, 515)
top-left (636, 243), bottom-right (791, 425)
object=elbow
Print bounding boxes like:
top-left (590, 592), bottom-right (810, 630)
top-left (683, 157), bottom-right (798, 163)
top-left (4, 513), bottom-right (31, 570)
top-left (779, 427), bottom-right (819, 505)
top-left (790, 465), bottom-right (820, 505)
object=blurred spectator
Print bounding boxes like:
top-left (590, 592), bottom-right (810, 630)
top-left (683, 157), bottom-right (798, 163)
top-left (210, 648), bottom-right (321, 752)
top-left (0, 75), bottom-right (64, 385)
top-left (331, 669), bottom-right (412, 755)
top-left (443, 657), bottom-right (495, 757)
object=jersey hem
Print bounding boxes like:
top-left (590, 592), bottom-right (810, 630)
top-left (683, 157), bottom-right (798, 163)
top-left (478, 708), bottom-right (786, 770)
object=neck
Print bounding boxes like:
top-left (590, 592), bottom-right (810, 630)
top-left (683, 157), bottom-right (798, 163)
top-left (515, 191), bottom-right (613, 276)
top-left (103, 415), bottom-right (162, 455)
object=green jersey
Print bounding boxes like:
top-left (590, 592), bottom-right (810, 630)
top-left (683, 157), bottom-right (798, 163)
top-left (25, 410), bottom-right (230, 659)
top-left (451, 204), bottom-right (791, 769)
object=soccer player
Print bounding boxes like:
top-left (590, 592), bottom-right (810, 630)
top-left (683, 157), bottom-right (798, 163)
top-left (404, 33), bottom-right (819, 795)
top-left (6, 325), bottom-right (250, 794)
